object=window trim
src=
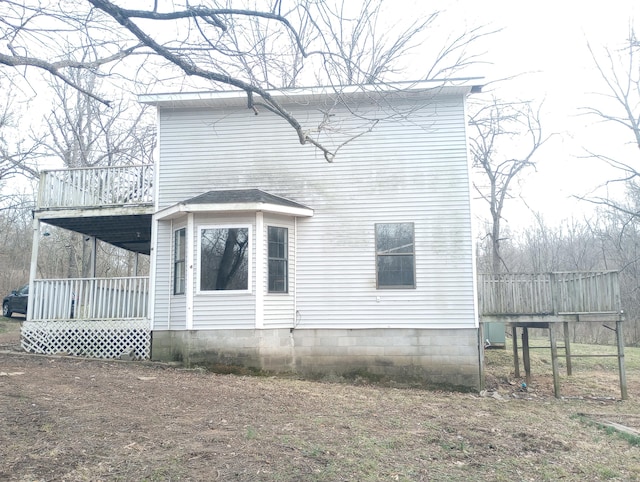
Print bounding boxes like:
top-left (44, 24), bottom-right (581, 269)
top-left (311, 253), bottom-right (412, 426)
top-left (197, 224), bottom-right (252, 294)
top-left (375, 222), bottom-right (416, 289)
top-left (267, 225), bottom-right (289, 294)
top-left (173, 227), bottom-right (186, 295)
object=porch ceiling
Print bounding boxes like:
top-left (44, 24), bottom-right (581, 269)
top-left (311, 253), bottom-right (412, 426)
top-left (40, 213), bottom-right (152, 255)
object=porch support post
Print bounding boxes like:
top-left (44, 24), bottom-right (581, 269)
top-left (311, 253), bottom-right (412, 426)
top-left (148, 214), bottom-right (159, 331)
top-left (522, 327), bottom-right (531, 386)
top-left (27, 217), bottom-right (41, 321)
top-left (563, 321), bottom-right (572, 376)
top-left (90, 236), bottom-right (97, 277)
top-left (512, 325), bottom-right (520, 378)
top-left (616, 319), bottom-right (628, 400)
top-left (549, 325), bottom-right (561, 398)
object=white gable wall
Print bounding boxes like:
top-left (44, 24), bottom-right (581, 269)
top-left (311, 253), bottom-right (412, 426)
top-left (154, 94), bottom-right (476, 331)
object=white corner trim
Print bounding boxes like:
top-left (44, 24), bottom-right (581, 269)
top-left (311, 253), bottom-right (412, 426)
top-left (255, 212), bottom-right (264, 329)
top-left (186, 213), bottom-right (194, 330)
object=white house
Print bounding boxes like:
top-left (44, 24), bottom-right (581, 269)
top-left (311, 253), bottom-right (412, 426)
top-left (23, 80), bottom-right (484, 390)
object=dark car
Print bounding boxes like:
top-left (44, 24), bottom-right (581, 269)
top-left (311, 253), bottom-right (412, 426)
top-left (3, 284), bottom-right (28, 318)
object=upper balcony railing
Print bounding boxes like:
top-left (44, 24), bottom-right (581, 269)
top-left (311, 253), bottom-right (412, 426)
top-left (478, 271), bottom-right (621, 316)
top-left (38, 164), bottom-right (154, 210)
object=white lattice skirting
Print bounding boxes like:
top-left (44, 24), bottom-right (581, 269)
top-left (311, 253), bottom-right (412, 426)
top-left (21, 319), bottom-right (151, 360)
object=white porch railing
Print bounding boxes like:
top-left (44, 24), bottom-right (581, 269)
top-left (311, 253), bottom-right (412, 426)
top-left (29, 277), bottom-right (149, 321)
top-left (38, 164), bottom-right (154, 210)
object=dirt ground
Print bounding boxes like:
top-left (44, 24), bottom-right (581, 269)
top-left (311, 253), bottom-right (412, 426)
top-left (1, 318), bottom-right (639, 481)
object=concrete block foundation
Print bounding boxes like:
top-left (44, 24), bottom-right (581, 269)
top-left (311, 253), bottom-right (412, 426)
top-left (151, 327), bottom-right (484, 391)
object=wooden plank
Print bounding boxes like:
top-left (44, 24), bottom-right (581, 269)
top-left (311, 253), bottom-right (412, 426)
top-left (576, 313), bottom-right (623, 323)
top-left (601, 421), bottom-right (639, 437)
top-left (617, 320), bottom-right (628, 400)
top-left (549, 326), bottom-right (561, 399)
top-left (564, 322), bottom-right (572, 376)
top-left (512, 325), bottom-right (520, 378)
top-left (508, 322), bottom-right (550, 328)
top-left (482, 314), bottom-right (575, 324)
top-left (522, 327), bottom-right (531, 386)
top-left (479, 271), bottom-right (621, 318)
top-left (568, 354), bottom-right (621, 358)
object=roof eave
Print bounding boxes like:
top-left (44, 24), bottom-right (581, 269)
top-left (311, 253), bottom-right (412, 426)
top-left (139, 78), bottom-right (484, 108)
top-left (154, 202), bottom-right (314, 221)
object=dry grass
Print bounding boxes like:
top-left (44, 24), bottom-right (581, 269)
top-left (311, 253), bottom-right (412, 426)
top-left (1, 318), bottom-right (639, 481)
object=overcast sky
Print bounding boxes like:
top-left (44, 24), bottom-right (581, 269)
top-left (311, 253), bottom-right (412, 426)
top-left (430, 0), bottom-right (639, 229)
top-left (7, 1), bottom-right (638, 231)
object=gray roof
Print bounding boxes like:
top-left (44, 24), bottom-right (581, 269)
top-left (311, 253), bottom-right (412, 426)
top-left (183, 189), bottom-right (309, 210)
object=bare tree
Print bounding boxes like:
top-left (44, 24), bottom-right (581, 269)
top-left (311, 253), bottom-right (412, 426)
top-left (38, 64), bottom-right (155, 278)
top-left (0, 194), bottom-right (33, 294)
top-left (581, 28), bottom-right (640, 213)
top-left (43, 68), bottom-right (155, 168)
top-left (0, 80), bottom-right (42, 182)
top-left (470, 96), bottom-right (548, 273)
top-left (570, 28), bottom-right (640, 343)
top-left (302, 0), bottom-right (488, 86)
top-left (0, 0), bottom-right (490, 162)
top-left (486, 208), bottom-right (640, 345)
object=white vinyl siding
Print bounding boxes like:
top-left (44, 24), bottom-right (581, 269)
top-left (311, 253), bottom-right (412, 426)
top-left (263, 215), bottom-right (296, 328)
top-left (168, 220), bottom-right (187, 329)
top-left (156, 95), bottom-right (476, 329)
top-left (152, 220), bottom-right (180, 329)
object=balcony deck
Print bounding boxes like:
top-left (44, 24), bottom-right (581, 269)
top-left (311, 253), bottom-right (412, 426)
top-left (34, 165), bottom-right (155, 254)
top-left (478, 271), bottom-right (626, 399)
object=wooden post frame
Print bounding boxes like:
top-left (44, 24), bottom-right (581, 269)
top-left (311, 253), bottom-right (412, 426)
top-left (522, 328), bottom-right (531, 386)
top-left (549, 326), bottom-right (560, 398)
top-left (479, 272), bottom-right (627, 400)
top-left (617, 320), bottom-right (628, 400)
top-left (512, 325), bottom-right (520, 378)
top-left (563, 321), bottom-right (572, 376)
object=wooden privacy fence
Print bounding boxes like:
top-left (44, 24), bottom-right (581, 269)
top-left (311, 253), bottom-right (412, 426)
top-left (29, 277), bottom-right (149, 321)
top-left (478, 271), bottom-right (621, 316)
top-left (38, 164), bottom-right (154, 209)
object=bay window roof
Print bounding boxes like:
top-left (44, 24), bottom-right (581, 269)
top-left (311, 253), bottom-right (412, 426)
top-left (155, 189), bottom-right (313, 220)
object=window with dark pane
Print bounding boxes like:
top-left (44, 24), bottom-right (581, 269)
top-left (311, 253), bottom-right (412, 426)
top-left (173, 228), bottom-right (186, 295)
top-left (200, 227), bottom-right (249, 291)
top-left (268, 226), bottom-right (288, 293)
top-left (375, 223), bottom-right (415, 288)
